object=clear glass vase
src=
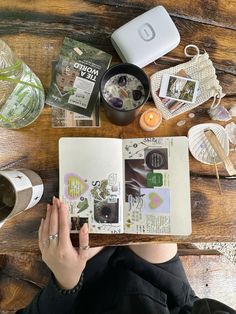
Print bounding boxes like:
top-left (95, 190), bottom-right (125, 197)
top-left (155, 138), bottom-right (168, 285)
top-left (0, 40), bottom-right (45, 129)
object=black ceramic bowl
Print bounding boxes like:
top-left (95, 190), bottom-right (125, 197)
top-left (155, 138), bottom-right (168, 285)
top-left (100, 63), bottom-right (150, 126)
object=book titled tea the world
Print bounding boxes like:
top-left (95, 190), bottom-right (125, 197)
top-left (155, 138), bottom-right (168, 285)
top-left (51, 97), bottom-right (100, 128)
top-left (59, 137), bottom-right (192, 235)
top-left (46, 37), bottom-right (112, 117)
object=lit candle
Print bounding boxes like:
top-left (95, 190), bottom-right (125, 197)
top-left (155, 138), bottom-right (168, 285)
top-left (139, 108), bottom-right (162, 131)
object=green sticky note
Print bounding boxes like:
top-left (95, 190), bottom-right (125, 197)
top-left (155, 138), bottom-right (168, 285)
top-left (147, 173), bottom-right (163, 187)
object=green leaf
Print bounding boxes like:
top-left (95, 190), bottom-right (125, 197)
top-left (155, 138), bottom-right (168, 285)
top-left (0, 59), bottom-right (22, 74)
top-left (0, 75), bottom-right (43, 91)
top-left (0, 114), bottom-right (14, 127)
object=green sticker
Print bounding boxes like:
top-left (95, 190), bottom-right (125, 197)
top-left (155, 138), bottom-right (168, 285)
top-left (147, 173), bottom-right (163, 187)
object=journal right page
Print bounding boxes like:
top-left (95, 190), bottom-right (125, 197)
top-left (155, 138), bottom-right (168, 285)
top-left (123, 137), bottom-right (191, 235)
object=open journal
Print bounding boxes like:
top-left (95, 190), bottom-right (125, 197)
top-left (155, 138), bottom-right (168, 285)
top-left (59, 137), bottom-right (192, 235)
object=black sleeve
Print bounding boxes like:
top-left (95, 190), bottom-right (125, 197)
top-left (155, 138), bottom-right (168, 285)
top-left (16, 273), bottom-right (83, 314)
top-left (192, 298), bottom-right (236, 314)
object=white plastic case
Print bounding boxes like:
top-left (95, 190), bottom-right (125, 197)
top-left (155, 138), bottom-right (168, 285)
top-left (111, 6), bottom-right (180, 68)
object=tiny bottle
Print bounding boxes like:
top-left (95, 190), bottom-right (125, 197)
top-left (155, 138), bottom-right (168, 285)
top-left (0, 40), bottom-right (45, 129)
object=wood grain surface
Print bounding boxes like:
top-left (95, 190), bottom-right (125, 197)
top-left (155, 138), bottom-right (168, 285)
top-left (0, 0), bottom-right (235, 254)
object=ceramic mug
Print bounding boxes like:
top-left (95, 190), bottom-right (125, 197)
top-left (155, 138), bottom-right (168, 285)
top-left (0, 168), bottom-right (44, 228)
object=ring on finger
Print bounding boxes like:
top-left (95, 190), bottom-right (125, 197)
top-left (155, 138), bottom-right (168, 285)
top-left (48, 233), bottom-right (59, 240)
top-left (79, 245), bottom-right (90, 250)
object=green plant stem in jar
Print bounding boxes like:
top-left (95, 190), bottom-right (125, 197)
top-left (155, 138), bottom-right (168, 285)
top-left (0, 40), bottom-right (45, 129)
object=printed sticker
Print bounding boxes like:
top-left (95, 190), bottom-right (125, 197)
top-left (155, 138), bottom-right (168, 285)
top-left (64, 173), bottom-right (89, 200)
top-left (147, 173), bottom-right (163, 187)
top-left (141, 188), bottom-right (170, 214)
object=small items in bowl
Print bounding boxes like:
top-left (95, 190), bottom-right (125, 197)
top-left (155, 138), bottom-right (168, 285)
top-left (100, 63), bottom-right (150, 125)
top-left (188, 123), bottom-right (229, 165)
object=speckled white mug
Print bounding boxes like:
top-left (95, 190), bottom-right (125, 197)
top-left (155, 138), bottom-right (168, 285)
top-left (0, 168), bottom-right (43, 228)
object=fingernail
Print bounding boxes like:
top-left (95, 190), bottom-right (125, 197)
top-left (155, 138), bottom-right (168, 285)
top-left (47, 204), bottom-right (50, 211)
top-left (82, 223), bottom-right (88, 234)
top-left (52, 196), bottom-right (56, 205)
top-left (56, 197), bottom-right (60, 207)
top-left (41, 218), bottom-right (44, 225)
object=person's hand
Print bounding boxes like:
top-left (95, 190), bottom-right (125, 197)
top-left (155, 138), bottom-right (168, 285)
top-left (38, 197), bottom-right (89, 290)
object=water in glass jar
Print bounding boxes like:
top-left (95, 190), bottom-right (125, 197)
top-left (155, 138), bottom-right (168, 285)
top-left (0, 40), bottom-right (45, 129)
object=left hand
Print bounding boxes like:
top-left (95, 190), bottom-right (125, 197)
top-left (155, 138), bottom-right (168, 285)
top-left (38, 197), bottom-right (90, 290)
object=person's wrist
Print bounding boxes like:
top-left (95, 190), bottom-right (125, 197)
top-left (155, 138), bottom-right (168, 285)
top-left (55, 273), bottom-right (82, 290)
top-left (51, 272), bottom-right (84, 295)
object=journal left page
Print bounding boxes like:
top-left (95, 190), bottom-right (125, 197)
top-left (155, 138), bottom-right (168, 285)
top-left (59, 137), bottom-right (124, 234)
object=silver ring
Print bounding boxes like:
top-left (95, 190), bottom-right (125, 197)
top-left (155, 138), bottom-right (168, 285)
top-left (79, 245), bottom-right (90, 250)
top-left (48, 233), bottom-right (59, 240)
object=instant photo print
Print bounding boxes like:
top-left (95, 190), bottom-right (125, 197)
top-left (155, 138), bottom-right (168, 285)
top-left (71, 216), bottom-right (88, 231)
top-left (159, 74), bottom-right (199, 104)
top-left (111, 6), bottom-right (180, 68)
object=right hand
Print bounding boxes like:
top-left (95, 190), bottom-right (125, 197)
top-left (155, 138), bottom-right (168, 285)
top-left (38, 197), bottom-right (90, 290)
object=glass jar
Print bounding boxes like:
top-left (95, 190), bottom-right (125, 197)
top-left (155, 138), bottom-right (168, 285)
top-left (0, 40), bottom-right (45, 129)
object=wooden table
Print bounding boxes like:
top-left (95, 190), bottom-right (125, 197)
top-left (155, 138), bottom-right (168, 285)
top-left (0, 0), bottom-right (236, 254)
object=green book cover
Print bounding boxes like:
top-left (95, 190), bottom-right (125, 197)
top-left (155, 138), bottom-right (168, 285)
top-left (46, 37), bottom-right (112, 117)
top-left (51, 97), bottom-right (100, 128)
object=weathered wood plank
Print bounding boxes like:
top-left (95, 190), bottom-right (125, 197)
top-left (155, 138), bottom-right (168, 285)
top-left (0, 164), bottom-right (235, 254)
top-left (177, 243), bottom-right (222, 256)
top-left (0, 253), bottom-right (49, 287)
top-left (0, 97), bottom-right (235, 174)
top-left (0, 4), bottom-right (235, 77)
top-left (0, 0), bottom-right (101, 16)
top-left (2, 0), bottom-right (235, 30)
top-left (180, 254), bottom-right (236, 308)
top-left (0, 252), bottom-right (48, 311)
top-left (88, 0), bottom-right (236, 30)
top-left (178, 248), bottom-right (222, 256)
top-left (0, 274), bottom-right (40, 310)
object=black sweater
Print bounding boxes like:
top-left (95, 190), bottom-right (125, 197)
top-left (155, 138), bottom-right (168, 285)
top-left (16, 247), bottom-right (235, 314)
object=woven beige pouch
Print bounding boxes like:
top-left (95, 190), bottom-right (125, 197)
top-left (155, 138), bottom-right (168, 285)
top-left (150, 45), bottom-right (224, 120)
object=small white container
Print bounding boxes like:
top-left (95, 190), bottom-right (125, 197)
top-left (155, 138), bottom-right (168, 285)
top-left (111, 6), bottom-right (180, 68)
top-left (188, 123), bottom-right (229, 165)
